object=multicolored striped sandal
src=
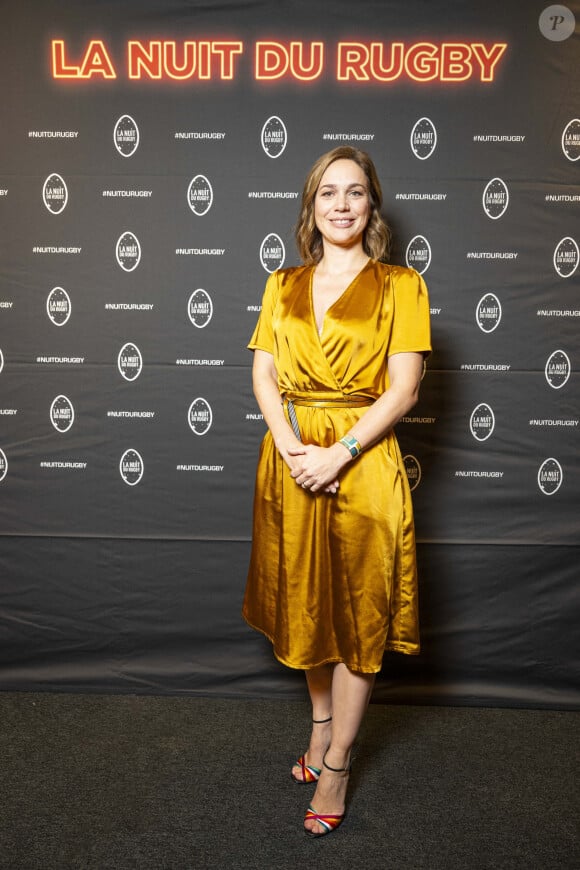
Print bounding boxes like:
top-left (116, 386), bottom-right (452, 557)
top-left (303, 753), bottom-right (351, 837)
top-left (291, 754), bottom-right (322, 784)
top-left (304, 805), bottom-right (345, 837)
top-left (290, 715), bottom-right (332, 784)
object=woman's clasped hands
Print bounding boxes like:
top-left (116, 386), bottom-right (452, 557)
top-left (286, 442), bottom-right (350, 494)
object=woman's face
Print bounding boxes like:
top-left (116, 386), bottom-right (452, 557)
top-left (313, 159), bottom-right (371, 251)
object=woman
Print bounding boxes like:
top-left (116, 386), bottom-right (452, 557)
top-left (243, 146), bottom-right (431, 837)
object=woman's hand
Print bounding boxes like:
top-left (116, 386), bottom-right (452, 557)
top-left (287, 443), bottom-right (350, 494)
top-left (276, 440), bottom-right (307, 477)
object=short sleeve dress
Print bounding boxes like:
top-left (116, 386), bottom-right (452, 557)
top-left (242, 259), bottom-right (431, 674)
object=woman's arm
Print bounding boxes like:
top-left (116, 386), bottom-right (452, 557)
top-left (346, 351), bottom-right (425, 449)
top-left (252, 348), bottom-right (307, 468)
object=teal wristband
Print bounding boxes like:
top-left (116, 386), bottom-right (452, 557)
top-left (339, 435), bottom-right (362, 458)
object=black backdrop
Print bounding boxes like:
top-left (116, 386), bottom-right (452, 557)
top-left (0, 0), bottom-right (579, 708)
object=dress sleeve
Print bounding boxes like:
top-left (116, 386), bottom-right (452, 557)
top-left (247, 271), bottom-right (280, 353)
top-left (388, 267), bottom-right (432, 358)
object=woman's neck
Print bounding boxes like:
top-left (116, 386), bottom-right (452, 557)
top-left (316, 243), bottom-right (369, 276)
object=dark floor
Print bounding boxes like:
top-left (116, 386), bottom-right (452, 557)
top-left (0, 692), bottom-right (578, 869)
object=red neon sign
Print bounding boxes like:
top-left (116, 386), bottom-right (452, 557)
top-left (50, 39), bottom-right (508, 83)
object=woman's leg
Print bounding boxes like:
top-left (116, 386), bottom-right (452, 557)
top-left (304, 663), bottom-right (375, 834)
top-left (291, 664), bottom-right (334, 782)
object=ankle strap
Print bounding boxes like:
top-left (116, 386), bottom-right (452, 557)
top-left (312, 715), bottom-right (332, 724)
top-left (323, 753), bottom-right (351, 773)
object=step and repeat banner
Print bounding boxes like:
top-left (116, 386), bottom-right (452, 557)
top-left (0, 0), bottom-right (578, 707)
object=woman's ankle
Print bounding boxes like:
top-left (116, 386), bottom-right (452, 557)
top-left (322, 746), bottom-right (351, 772)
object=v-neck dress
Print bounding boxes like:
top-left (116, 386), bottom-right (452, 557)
top-left (243, 260), bottom-right (431, 673)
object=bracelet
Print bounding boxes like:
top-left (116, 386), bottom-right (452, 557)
top-left (339, 435), bottom-right (362, 458)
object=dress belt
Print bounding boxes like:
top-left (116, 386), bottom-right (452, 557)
top-left (285, 395), bottom-right (374, 408)
top-left (284, 395), bottom-right (374, 441)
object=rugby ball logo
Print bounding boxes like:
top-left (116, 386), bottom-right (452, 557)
top-left (119, 449), bottom-right (144, 486)
top-left (544, 350), bottom-right (571, 390)
top-left (0, 348), bottom-right (4, 374)
top-left (42, 173), bottom-right (68, 214)
top-left (188, 397), bottom-right (213, 436)
top-left (405, 235), bottom-right (431, 274)
top-left (476, 293), bottom-right (502, 334)
top-left (537, 458), bottom-right (563, 496)
top-left (0, 448), bottom-right (7, 483)
top-left (187, 175), bottom-right (213, 215)
top-left (482, 178), bottom-right (509, 220)
top-left (469, 403), bottom-right (495, 442)
top-left (403, 454), bottom-right (421, 491)
top-left (118, 343), bottom-right (143, 381)
top-left (261, 116), bottom-right (288, 158)
top-left (114, 114), bottom-right (140, 157)
top-left (46, 287), bottom-right (71, 327)
top-left (50, 395), bottom-right (74, 433)
top-left (553, 237), bottom-right (579, 278)
top-left (116, 231), bottom-right (141, 272)
top-left (410, 117), bottom-right (437, 160)
top-left (188, 289), bottom-right (214, 328)
top-left (260, 233), bottom-right (285, 273)
top-left (562, 119), bottom-right (580, 162)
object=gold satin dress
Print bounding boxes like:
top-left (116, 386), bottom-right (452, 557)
top-left (243, 259), bottom-right (431, 674)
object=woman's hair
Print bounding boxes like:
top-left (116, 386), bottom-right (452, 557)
top-left (295, 146), bottom-right (391, 265)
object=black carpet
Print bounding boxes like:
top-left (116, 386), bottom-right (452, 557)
top-left (0, 692), bottom-right (577, 869)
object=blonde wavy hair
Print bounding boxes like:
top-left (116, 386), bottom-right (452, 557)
top-left (295, 146), bottom-right (391, 265)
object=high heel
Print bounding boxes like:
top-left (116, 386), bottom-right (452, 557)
top-left (303, 752), bottom-right (351, 838)
top-left (290, 716), bottom-right (332, 784)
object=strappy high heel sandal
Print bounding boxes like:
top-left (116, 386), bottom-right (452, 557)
top-left (290, 716), bottom-right (332, 784)
top-left (304, 753), bottom-right (351, 838)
